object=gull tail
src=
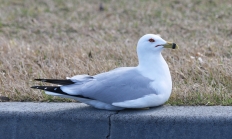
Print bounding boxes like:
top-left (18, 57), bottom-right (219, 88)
top-left (34, 79), bottom-right (75, 85)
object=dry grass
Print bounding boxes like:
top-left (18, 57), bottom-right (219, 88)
top-left (0, 0), bottom-right (231, 105)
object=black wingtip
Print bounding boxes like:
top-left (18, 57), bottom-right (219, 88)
top-left (31, 85), bottom-right (92, 99)
top-left (31, 86), bottom-right (69, 95)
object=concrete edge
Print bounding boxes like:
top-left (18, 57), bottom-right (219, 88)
top-left (0, 102), bottom-right (232, 139)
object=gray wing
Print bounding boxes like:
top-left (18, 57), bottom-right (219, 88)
top-left (62, 67), bottom-right (157, 104)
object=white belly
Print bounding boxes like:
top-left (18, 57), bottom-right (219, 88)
top-left (112, 94), bottom-right (168, 108)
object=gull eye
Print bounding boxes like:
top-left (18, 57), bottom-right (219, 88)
top-left (148, 38), bottom-right (155, 42)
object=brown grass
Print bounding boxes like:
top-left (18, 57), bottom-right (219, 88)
top-left (0, 0), bottom-right (231, 105)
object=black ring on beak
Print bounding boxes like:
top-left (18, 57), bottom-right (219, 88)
top-left (172, 43), bottom-right (176, 49)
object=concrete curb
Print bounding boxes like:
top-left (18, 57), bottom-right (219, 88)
top-left (0, 102), bottom-right (232, 139)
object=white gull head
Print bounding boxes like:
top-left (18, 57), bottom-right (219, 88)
top-left (137, 34), bottom-right (167, 55)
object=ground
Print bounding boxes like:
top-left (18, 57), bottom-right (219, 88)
top-left (0, 0), bottom-right (231, 105)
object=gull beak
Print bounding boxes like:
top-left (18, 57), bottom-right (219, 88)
top-left (163, 42), bottom-right (179, 49)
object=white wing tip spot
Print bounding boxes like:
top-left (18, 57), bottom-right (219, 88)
top-left (44, 87), bottom-right (47, 90)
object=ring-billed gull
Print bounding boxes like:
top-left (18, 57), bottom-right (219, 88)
top-left (31, 34), bottom-right (179, 110)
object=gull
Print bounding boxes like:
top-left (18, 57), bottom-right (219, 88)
top-left (31, 34), bottom-right (179, 110)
